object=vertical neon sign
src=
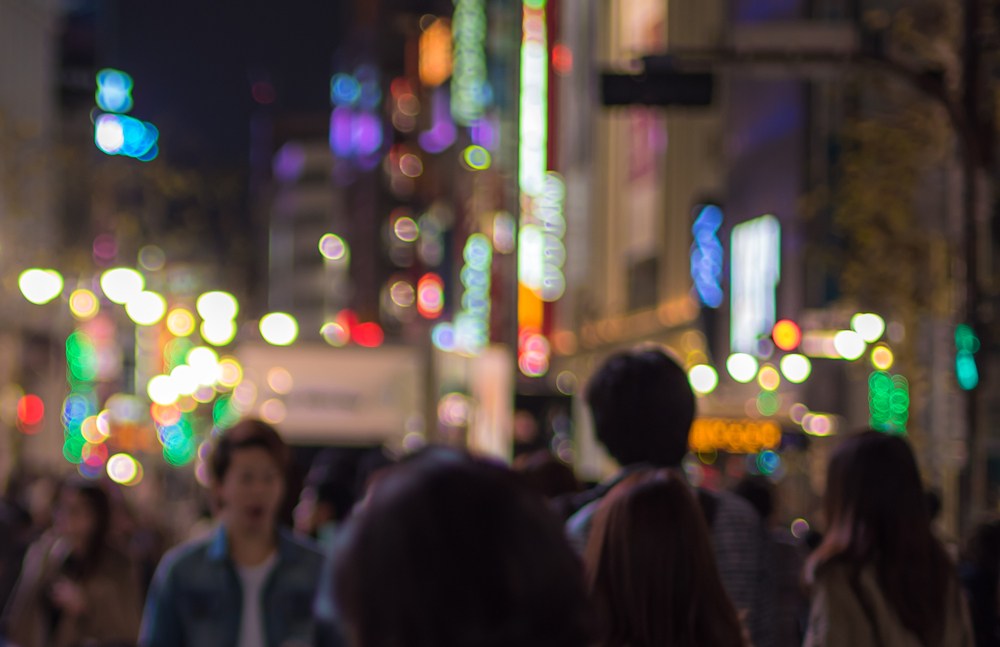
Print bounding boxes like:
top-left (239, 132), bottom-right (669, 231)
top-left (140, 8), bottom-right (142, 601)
top-left (730, 215), bottom-right (780, 355)
top-left (451, 0), bottom-right (488, 126)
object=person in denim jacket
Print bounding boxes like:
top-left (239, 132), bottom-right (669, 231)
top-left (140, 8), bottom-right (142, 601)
top-left (139, 420), bottom-right (323, 647)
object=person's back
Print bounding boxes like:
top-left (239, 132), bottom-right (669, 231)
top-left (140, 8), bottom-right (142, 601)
top-left (585, 470), bottom-right (746, 647)
top-left (804, 431), bottom-right (973, 647)
top-left (333, 449), bottom-right (592, 647)
top-left (564, 348), bottom-right (774, 647)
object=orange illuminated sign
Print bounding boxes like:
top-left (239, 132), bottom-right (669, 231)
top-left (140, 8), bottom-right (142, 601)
top-left (689, 418), bottom-right (782, 454)
top-left (419, 18), bottom-right (452, 88)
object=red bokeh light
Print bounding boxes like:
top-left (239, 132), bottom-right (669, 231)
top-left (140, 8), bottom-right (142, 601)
top-left (772, 320), bottom-right (802, 351)
top-left (82, 442), bottom-right (108, 467)
top-left (390, 78), bottom-right (412, 100)
top-left (353, 322), bottom-right (385, 348)
top-left (552, 44), bottom-right (573, 75)
top-left (17, 395), bottom-right (44, 425)
top-left (252, 82), bottom-right (276, 104)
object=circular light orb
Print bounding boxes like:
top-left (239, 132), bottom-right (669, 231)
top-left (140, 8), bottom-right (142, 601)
top-left (201, 319), bottom-right (237, 346)
top-left (267, 367), bottom-right (293, 394)
top-left (390, 281), bottom-right (415, 307)
top-left (19, 269), bottom-right (63, 305)
top-left (319, 234), bottom-right (348, 261)
top-left (170, 365), bottom-right (199, 396)
top-left (147, 375), bottom-right (179, 405)
top-left (166, 308), bottom-right (195, 336)
top-left (196, 291), bottom-right (238, 322)
top-left (95, 114), bottom-right (125, 153)
top-left (791, 518), bottom-right (810, 538)
top-left (851, 313), bottom-right (885, 343)
top-left (462, 145), bottom-right (491, 170)
top-left (779, 354), bottom-right (812, 383)
top-left (138, 245), bottom-right (166, 271)
top-left (758, 365), bottom-right (781, 391)
top-left (688, 365), bottom-right (719, 395)
top-left (100, 268), bottom-right (144, 304)
top-left (81, 416), bottom-right (104, 443)
top-left (833, 330), bottom-right (866, 360)
top-left (69, 289), bottom-right (99, 320)
top-left (320, 322), bottom-right (349, 347)
top-left (399, 153), bottom-right (423, 177)
top-left (871, 345), bottom-right (894, 370)
top-left (726, 353), bottom-right (759, 383)
top-left (107, 454), bottom-right (139, 485)
top-left (393, 218), bottom-right (419, 243)
top-left (125, 291), bottom-right (166, 325)
top-left (96, 410), bottom-right (111, 437)
top-left (771, 319), bottom-right (801, 351)
top-left (217, 358), bottom-right (243, 389)
top-left (187, 347), bottom-right (220, 385)
top-left (789, 403), bottom-right (809, 424)
top-left (260, 399), bottom-right (287, 424)
top-left (260, 313), bottom-right (298, 346)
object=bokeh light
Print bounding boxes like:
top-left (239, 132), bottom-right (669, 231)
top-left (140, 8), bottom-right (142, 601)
top-left (871, 345), bottom-right (893, 370)
top-left (170, 365), bottom-right (199, 395)
top-left (167, 308), bottom-right (195, 336)
top-left (19, 269), bottom-right (63, 305)
top-left (197, 291), bottom-right (238, 322)
top-left (779, 354), bottom-right (811, 383)
top-left (69, 290), bottom-right (99, 320)
top-left (81, 416), bottom-right (105, 443)
top-left (260, 399), bottom-right (287, 424)
top-left (100, 268), bottom-right (144, 304)
top-left (390, 281), bottom-right (415, 307)
top-left (321, 322), bottom-right (349, 347)
top-left (726, 353), bottom-right (758, 383)
top-left (399, 153), bottom-right (423, 177)
top-left (187, 347), bottom-right (220, 385)
top-left (96, 69), bottom-right (133, 113)
top-left (462, 145), bottom-right (491, 170)
top-left (17, 395), bottom-right (44, 426)
top-left (95, 114), bottom-right (124, 153)
top-left (833, 330), bottom-right (866, 360)
top-left (319, 234), bottom-right (348, 261)
top-left (851, 313), bottom-right (885, 343)
top-left (417, 273), bottom-right (444, 318)
top-left (393, 218), bottom-right (419, 242)
top-left (260, 313), bottom-right (298, 346)
top-left (125, 291), bottom-right (166, 325)
top-left (138, 245), bottom-right (166, 271)
top-left (201, 319), bottom-right (237, 346)
top-left (791, 518), bottom-right (810, 538)
top-left (151, 403), bottom-right (182, 427)
top-left (107, 454), bottom-right (139, 485)
top-left (758, 365), bottom-right (780, 391)
top-left (217, 358), bottom-right (243, 388)
top-left (147, 375), bottom-right (179, 405)
top-left (771, 320), bottom-right (801, 351)
top-left (352, 322), bottom-right (384, 347)
top-left (267, 368), bottom-right (293, 394)
top-left (688, 365), bottom-right (718, 395)
top-left (790, 403), bottom-right (809, 424)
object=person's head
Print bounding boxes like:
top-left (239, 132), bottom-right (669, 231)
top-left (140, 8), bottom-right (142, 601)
top-left (586, 348), bottom-right (695, 468)
top-left (810, 431), bottom-right (955, 646)
top-left (54, 480), bottom-right (110, 560)
top-left (334, 450), bottom-right (592, 647)
top-left (513, 450), bottom-right (580, 500)
top-left (210, 419), bottom-right (289, 536)
top-left (294, 474), bottom-right (355, 536)
top-left (733, 475), bottom-right (775, 523)
top-left (585, 470), bottom-right (745, 647)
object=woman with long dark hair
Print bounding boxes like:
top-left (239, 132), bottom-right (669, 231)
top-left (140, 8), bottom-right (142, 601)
top-left (585, 470), bottom-right (746, 647)
top-left (3, 480), bottom-right (142, 647)
top-left (804, 431), bottom-right (972, 647)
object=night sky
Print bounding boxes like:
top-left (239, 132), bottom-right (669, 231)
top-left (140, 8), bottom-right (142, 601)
top-left (111, 0), bottom-right (347, 166)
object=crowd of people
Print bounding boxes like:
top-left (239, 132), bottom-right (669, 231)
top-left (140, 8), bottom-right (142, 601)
top-left (0, 347), bottom-right (993, 647)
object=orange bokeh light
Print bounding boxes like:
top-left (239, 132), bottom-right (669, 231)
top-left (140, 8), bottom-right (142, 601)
top-left (772, 319), bottom-right (801, 351)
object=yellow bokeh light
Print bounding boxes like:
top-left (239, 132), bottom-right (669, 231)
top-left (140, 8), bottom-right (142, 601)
top-left (217, 358), bottom-right (243, 389)
top-left (81, 416), bottom-right (105, 443)
top-left (167, 308), bottom-right (195, 336)
top-left (70, 289), bottom-right (99, 320)
top-left (758, 365), bottom-right (780, 391)
top-left (871, 345), bottom-right (894, 371)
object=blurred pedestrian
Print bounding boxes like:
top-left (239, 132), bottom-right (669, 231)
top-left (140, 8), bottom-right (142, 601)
top-left (960, 519), bottom-right (1000, 647)
top-left (733, 475), bottom-right (809, 647)
top-left (586, 469), bottom-right (746, 647)
top-left (294, 467), bottom-right (355, 551)
top-left (139, 419), bottom-right (323, 647)
top-left (804, 431), bottom-right (973, 647)
top-left (333, 449), bottom-right (593, 647)
top-left (3, 480), bottom-right (141, 647)
top-left (513, 450), bottom-right (580, 519)
top-left (562, 348), bottom-right (774, 647)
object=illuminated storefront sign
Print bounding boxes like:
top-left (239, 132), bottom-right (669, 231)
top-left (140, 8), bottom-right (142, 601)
top-left (688, 418), bottom-right (782, 454)
top-left (731, 215), bottom-right (780, 355)
top-left (433, 234), bottom-right (492, 356)
top-left (690, 205), bottom-right (723, 307)
top-left (451, 0), bottom-right (488, 125)
top-left (518, 0), bottom-right (547, 197)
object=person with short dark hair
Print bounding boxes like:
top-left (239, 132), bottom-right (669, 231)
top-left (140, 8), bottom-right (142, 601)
top-left (586, 470), bottom-right (747, 647)
top-left (139, 419), bottom-right (323, 647)
top-left (3, 480), bottom-right (142, 647)
top-left (804, 431), bottom-right (973, 647)
top-left (333, 450), bottom-right (593, 647)
top-left (563, 348), bottom-right (774, 647)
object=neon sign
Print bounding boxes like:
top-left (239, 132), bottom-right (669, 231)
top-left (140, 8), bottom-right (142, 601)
top-left (731, 215), bottom-right (780, 355)
top-left (451, 0), bottom-right (488, 125)
top-left (690, 205), bottom-right (723, 307)
top-left (518, 0), bottom-right (547, 197)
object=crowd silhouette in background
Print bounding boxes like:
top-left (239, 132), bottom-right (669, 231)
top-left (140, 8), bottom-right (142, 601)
top-left (0, 347), bottom-right (993, 647)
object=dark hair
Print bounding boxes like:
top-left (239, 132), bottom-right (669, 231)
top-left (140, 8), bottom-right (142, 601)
top-left (334, 451), bottom-right (592, 647)
top-left (513, 450), bottom-right (580, 500)
top-left (210, 419), bottom-right (289, 482)
top-left (314, 477), bottom-right (356, 524)
top-left (808, 431), bottom-right (956, 647)
top-left (733, 475), bottom-right (774, 521)
top-left (586, 349), bottom-right (695, 468)
top-left (586, 470), bottom-right (746, 647)
top-left (60, 480), bottom-right (111, 576)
